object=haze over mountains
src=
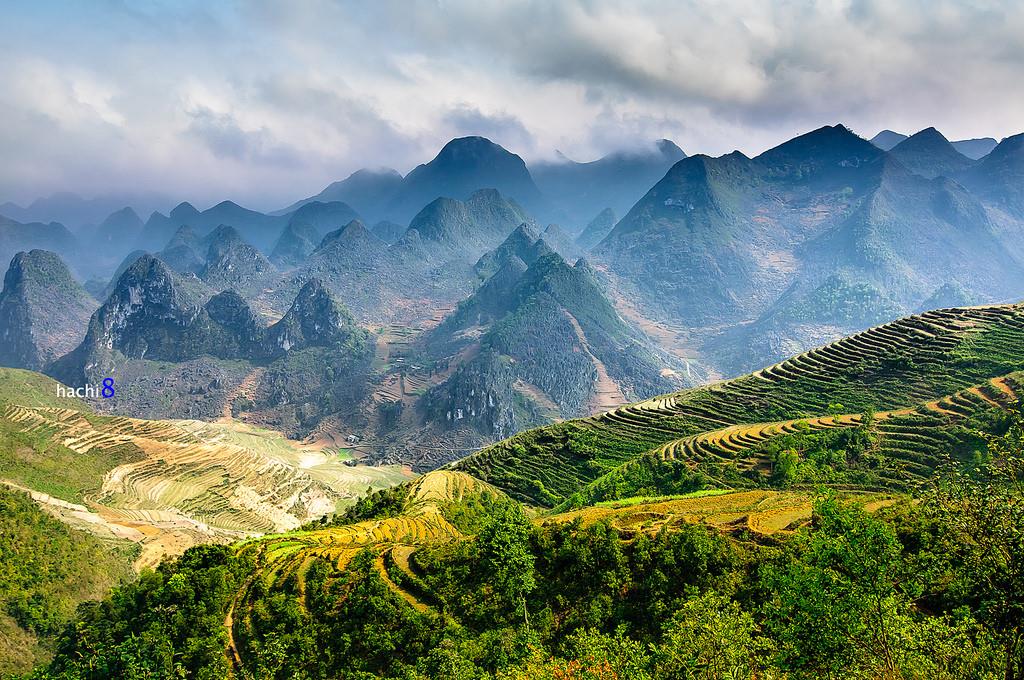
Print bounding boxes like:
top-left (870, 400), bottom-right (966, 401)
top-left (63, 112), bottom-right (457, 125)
top-left (3, 123), bottom-right (1024, 679)
top-left (2, 122), bottom-right (1024, 465)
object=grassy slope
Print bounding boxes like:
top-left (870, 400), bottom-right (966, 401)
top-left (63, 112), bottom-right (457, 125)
top-left (0, 486), bottom-right (135, 674)
top-left (0, 369), bottom-right (145, 503)
top-left (453, 304), bottom-right (1024, 505)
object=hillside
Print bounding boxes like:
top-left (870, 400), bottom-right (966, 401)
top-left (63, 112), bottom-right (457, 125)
top-left (593, 124), bottom-right (1024, 376)
top-left (454, 302), bottom-right (1024, 505)
top-left (0, 367), bottom-right (410, 565)
top-left (11, 297), bottom-right (1024, 678)
top-left (0, 250), bottom-right (97, 371)
top-left (0, 486), bottom-right (135, 674)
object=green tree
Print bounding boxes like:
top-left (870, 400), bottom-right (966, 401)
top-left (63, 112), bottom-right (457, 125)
top-left (921, 407), bottom-right (1024, 680)
top-left (764, 496), bottom-right (920, 678)
top-left (478, 501), bottom-right (537, 628)
top-left (654, 591), bottom-right (773, 680)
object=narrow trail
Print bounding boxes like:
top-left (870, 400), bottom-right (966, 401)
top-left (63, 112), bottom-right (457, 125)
top-left (562, 310), bottom-right (627, 413)
top-left (220, 367), bottom-right (266, 422)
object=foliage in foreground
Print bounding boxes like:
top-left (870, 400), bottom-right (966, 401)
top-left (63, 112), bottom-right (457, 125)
top-left (20, 412), bottom-right (1024, 680)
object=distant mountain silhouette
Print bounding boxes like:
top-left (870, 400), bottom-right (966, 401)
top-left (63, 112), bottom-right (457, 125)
top-left (276, 168), bottom-right (402, 222)
top-left (269, 201), bottom-right (360, 267)
top-left (951, 137), bottom-right (998, 160)
top-left (531, 140), bottom-right (685, 227)
top-left (869, 130), bottom-right (908, 151)
top-left (386, 137), bottom-right (547, 224)
top-left (138, 200), bottom-right (287, 253)
top-left (889, 127), bottom-right (975, 179)
top-left (575, 208), bottom-right (617, 251)
top-left (0, 215), bottom-right (79, 275)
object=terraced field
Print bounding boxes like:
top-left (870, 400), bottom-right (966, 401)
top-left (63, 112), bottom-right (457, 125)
top-left (226, 470), bottom-right (484, 661)
top-left (1, 386), bottom-right (412, 568)
top-left (228, 469), bottom-right (847, 667)
top-left (454, 304), bottom-right (1024, 505)
top-left (548, 489), bottom-right (899, 539)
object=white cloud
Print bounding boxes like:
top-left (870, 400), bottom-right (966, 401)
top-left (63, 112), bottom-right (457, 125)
top-left (0, 0), bottom-right (1022, 210)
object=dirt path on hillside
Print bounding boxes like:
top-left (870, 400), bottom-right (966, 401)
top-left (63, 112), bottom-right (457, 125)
top-left (562, 310), bottom-right (627, 413)
top-left (590, 262), bottom-right (714, 383)
top-left (219, 367), bottom-right (266, 422)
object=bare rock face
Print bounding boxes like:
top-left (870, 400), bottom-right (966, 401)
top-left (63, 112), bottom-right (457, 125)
top-left (0, 250), bottom-right (97, 370)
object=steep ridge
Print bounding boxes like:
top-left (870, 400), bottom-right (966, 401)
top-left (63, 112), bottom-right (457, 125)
top-left (274, 190), bottom-right (531, 324)
top-left (453, 302), bottom-right (1024, 505)
top-left (594, 124), bottom-right (1024, 375)
top-left (0, 250), bottom-right (97, 370)
top-left (89, 207), bottom-right (144, 254)
top-left (575, 207), bottom-right (617, 251)
top-left (137, 200), bottom-right (289, 253)
top-left (421, 247), bottom-right (684, 444)
top-left (270, 201), bottom-right (360, 267)
top-left (48, 257), bottom-right (375, 432)
top-left (889, 127), bottom-right (976, 179)
top-left (200, 225), bottom-right (276, 292)
top-left (384, 136), bottom-right (547, 223)
top-left (960, 132), bottom-right (1024, 219)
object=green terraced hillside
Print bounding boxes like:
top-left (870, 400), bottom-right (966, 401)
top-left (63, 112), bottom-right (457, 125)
top-left (453, 303), bottom-right (1024, 505)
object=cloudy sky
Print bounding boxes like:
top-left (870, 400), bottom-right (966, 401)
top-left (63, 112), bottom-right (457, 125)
top-left (2, 0), bottom-right (1022, 211)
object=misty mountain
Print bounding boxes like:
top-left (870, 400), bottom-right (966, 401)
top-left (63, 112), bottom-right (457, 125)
top-left (889, 127), bottom-right (975, 179)
top-left (406, 188), bottom-right (532, 256)
top-left (271, 200), bottom-right (364, 266)
top-left (0, 250), bottom-right (97, 371)
top-left (0, 191), bottom-right (171, 231)
top-left (592, 124), bottom-right (1024, 374)
top-left (201, 225), bottom-right (276, 291)
top-left (530, 140), bottom-right (686, 227)
top-left (472, 223), bottom-right (554, 281)
top-left (869, 130), bottom-right (908, 151)
top-left (276, 168), bottom-right (403, 222)
top-left (137, 200), bottom-right (288, 253)
top-left (575, 208), bottom-right (617, 251)
top-left (89, 207), bottom-right (144, 251)
top-left (370, 220), bottom-right (406, 243)
top-left (871, 129), bottom-right (1000, 161)
top-left (385, 137), bottom-right (547, 224)
top-left (424, 250), bottom-right (682, 439)
top-left (157, 226), bottom-right (205, 274)
top-left (0, 215), bottom-right (79, 275)
top-left (49, 253), bottom-right (368, 390)
top-left (539, 223), bottom-right (580, 261)
top-left (960, 132), bottom-right (1024, 220)
top-left (267, 189), bottom-right (534, 324)
top-left (951, 137), bottom-right (999, 160)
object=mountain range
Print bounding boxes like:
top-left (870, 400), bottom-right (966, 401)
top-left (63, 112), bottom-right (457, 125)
top-left (2, 121), bottom-right (1024, 457)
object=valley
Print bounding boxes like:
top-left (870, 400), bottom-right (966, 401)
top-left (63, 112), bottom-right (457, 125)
top-left (3, 121), bottom-right (1024, 678)
top-left (0, 369), bottom-right (412, 572)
